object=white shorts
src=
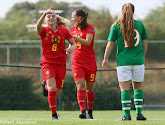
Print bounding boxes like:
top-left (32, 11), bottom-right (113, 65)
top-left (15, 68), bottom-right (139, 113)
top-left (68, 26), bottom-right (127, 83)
top-left (116, 64), bottom-right (145, 82)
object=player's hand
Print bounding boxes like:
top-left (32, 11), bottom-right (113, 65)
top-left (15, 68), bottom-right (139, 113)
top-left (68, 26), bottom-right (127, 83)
top-left (45, 7), bottom-right (53, 15)
top-left (102, 60), bottom-right (108, 70)
top-left (65, 46), bottom-right (74, 55)
top-left (72, 34), bottom-right (77, 39)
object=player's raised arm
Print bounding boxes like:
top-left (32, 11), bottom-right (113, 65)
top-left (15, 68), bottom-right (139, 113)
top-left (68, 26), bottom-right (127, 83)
top-left (37, 8), bottom-right (52, 34)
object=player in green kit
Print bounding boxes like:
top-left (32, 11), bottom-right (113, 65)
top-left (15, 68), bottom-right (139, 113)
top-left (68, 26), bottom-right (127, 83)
top-left (102, 3), bottom-right (148, 121)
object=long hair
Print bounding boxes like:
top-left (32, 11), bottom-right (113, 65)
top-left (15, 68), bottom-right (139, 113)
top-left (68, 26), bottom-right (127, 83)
top-left (74, 9), bottom-right (88, 30)
top-left (112, 3), bottom-right (135, 47)
top-left (56, 15), bottom-right (70, 27)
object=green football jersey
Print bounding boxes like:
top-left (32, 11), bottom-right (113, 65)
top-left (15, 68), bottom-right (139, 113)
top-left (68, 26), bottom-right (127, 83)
top-left (108, 20), bottom-right (148, 66)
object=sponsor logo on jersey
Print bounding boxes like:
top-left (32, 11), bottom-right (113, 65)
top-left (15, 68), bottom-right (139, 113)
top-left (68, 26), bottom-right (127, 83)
top-left (89, 29), bottom-right (94, 32)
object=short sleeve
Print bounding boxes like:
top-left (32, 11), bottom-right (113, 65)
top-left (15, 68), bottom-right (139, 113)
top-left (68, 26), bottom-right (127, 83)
top-left (141, 23), bottom-right (148, 40)
top-left (107, 26), bottom-right (117, 42)
top-left (64, 28), bottom-right (72, 40)
top-left (37, 27), bottom-right (46, 36)
top-left (86, 25), bottom-right (95, 35)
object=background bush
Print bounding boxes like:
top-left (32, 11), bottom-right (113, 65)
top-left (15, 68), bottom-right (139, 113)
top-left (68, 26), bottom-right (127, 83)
top-left (62, 75), bottom-right (121, 110)
top-left (0, 73), bottom-right (123, 110)
top-left (0, 73), bottom-right (48, 110)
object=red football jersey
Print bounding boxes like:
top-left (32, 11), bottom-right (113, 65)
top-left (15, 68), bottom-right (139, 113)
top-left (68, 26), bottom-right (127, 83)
top-left (38, 26), bottom-right (72, 64)
top-left (71, 24), bottom-right (96, 65)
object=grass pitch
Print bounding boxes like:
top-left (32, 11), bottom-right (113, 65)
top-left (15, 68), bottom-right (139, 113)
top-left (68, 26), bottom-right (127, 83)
top-left (0, 110), bottom-right (165, 125)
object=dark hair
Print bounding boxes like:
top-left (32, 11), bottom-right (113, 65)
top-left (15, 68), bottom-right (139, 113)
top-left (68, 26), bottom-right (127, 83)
top-left (74, 9), bottom-right (88, 30)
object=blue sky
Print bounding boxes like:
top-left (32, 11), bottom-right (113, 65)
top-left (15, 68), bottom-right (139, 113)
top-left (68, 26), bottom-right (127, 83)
top-left (0, 0), bottom-right (164, 19)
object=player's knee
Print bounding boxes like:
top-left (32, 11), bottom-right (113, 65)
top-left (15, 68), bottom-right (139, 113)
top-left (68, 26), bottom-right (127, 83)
top-left (76, 83), bottom-right (85, 90)
top-left (48, 85), bottom-right (57, 91)
top-left (86, 87), bottom-right (94, 92)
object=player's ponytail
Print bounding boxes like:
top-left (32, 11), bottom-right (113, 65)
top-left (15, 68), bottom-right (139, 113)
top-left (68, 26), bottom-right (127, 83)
top-left (74, 9), bottom-right (88, 30)
top-left (119, 3), bottom-right (135, 47)
top-left (56, 15), bottom-right (70, 27)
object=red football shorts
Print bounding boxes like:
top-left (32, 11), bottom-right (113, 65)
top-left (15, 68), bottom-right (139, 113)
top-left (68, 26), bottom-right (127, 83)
top-left (71, 65), bottom-right (96, 82)
top-left (41, 63), bottom-right (66, 89)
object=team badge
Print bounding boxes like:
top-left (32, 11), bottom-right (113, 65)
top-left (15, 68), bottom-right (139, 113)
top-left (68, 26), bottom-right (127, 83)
top-left (74, 72), bottom-right (77, 77)
top-left (54, 37), bottom-right (58, 42)
top-left (53, 36), bottom-right (60, 43)
top-left (46, 70), bottom-right (50, 75)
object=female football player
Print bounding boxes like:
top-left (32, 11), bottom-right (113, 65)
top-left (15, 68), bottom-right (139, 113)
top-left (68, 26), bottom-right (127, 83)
top-left (102, 3), bottom-right (148, 121)
top-left (71, 9), bottom-right (97, 119)
top-left (37, 8), bottom-right (76, 120)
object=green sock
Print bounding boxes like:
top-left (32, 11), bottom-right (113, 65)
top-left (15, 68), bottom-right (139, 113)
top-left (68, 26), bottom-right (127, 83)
top-left (134, 89), bottom-right (143, 115)
top-left (121, 90), bottom-right (131, 117)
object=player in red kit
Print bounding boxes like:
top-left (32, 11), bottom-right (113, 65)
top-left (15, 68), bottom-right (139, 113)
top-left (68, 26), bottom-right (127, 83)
top-left (71, 9), bottom-right (97, 119)
top-left (37, 8), bottom-right (76, 120)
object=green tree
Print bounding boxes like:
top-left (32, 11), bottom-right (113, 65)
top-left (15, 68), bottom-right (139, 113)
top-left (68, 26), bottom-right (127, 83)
top-left (35, 0), bottom-right (69, 18)
top-left (143, 3), bottom-right (165, 61)
top-left (88, 8), bottom-right (114, 40)
top-left (143, 3), bottom-right (165, 40)
top-left (0, 1), bottom-right (115, 40)
top-left (0, 2), bottom-right (36, 40)
top-left (0, 0), bottom-right (91, 40)
top-left (88, 8), bottom-right (114, 63)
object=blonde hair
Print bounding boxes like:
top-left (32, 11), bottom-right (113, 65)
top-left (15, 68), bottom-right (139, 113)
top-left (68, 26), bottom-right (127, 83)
top-left (112, 3), bottom-right (135, 47)
top-left (56, 15), bottom-right (70, 27)
top-left (45, 10), bottom-right (70, 27)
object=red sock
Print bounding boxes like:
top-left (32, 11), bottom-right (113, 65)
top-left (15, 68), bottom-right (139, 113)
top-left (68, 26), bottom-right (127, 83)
top-left (86, 90), bottom-right (95, 110)
top-left (45, 85), bottom-right (48, 91)
top-left (77, 90), bottom-right (86, 111)
top-left (48, 91), bottom-right (57, 114)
